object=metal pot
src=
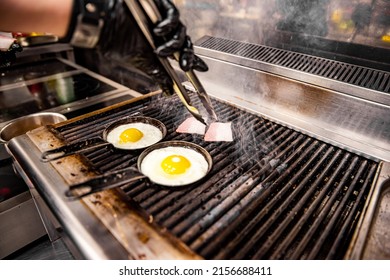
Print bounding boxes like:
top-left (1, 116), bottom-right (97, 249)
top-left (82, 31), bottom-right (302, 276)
top-left (0, 112), bottom-right (67, 162)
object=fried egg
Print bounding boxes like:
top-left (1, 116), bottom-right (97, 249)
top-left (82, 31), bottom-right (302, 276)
top-left (106, 122), bottom-right (163, 150)
top-left (140, 146), bottom-right (209, 186)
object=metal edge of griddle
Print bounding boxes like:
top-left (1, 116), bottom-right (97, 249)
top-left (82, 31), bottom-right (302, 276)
top-left (347, 161), bottom-right (390, 260)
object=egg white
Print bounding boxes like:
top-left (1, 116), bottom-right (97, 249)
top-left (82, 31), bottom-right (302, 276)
top-left (106, 122), bottom-right (163, 150)
top-left (140, 146), bottom-right (209, 186)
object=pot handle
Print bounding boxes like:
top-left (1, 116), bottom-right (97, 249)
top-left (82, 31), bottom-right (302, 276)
top-left (65, 167), bottom-right (146, 200)
top-left (41, 138), bottom-right (110, 162)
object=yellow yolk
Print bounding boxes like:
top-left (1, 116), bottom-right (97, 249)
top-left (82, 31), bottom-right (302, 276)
top-left (161, 155), bottom-right (191, 175)
top-left (119, 128), bottom-right (144, 143)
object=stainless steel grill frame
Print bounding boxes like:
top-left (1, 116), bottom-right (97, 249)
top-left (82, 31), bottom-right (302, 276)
top-left (195, 36), bottom-right (390, 106)
top-left (198, 37), bottom-right (390, 93)
top-left (8, 91), bottom-right (380, 260)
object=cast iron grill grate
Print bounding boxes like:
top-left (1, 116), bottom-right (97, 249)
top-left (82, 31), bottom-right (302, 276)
top-left (197, 36), bottom-right (390, 94)
top-left (54, 93), bottom-right (379, 259)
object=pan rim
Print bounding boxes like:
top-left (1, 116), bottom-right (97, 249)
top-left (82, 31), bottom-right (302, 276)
top-left (137, 140), bottom-right (213, 188)
top-left (103, 116), bottom-right (167, 150)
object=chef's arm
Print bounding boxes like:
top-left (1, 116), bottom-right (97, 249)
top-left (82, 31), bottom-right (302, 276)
top-left (0, 0), bottom-right (72, 37)
top-left (0, 0), bottom-right (71, 67)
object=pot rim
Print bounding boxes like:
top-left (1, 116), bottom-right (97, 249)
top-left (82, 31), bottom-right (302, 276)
top-left (0, 112), bottom-right (67, 143)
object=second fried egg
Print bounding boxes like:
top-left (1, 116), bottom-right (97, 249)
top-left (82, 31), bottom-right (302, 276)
top-left (106, 122), bottom-right (163, 150)
top-left (140, 146), bottom-right (209, 186)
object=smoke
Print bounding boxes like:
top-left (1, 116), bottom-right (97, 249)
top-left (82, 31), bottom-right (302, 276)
top-left (231, 107), bottom-right (280, 171)
top-left (177, 0), bottom-right (332, 46)
top-left (177, 1), bottom-right (221, 42)
top-left (274, 0), bottom-right (330, 37)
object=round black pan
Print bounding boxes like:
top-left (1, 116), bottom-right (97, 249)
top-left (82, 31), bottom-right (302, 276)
top-left (65, 141), bottom-right (213, 200)
top-left (41, 116), bottom-right (167, 162)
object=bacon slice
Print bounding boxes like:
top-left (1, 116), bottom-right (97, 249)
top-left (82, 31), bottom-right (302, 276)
top-left (176, 117), bottom-right (206, 135)
top-left (0, 34), bottom-right (15, 51)
top-left (204, 122), bottom-right (233, 142)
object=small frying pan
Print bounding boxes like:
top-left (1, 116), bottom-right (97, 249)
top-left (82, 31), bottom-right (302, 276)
top-left (41, 116), bottom-right (167, 162)
top-left (65, 141), bottom-right (213, 200)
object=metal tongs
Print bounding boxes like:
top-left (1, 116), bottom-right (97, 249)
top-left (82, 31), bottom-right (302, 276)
top-left (124, 0), bottom-right (218, 125)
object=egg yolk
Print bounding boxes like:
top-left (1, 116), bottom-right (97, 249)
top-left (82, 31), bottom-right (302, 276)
top-left (119, 128), bottom-right (144, 143)
top-left (161, 155), bottom-right (191, 175)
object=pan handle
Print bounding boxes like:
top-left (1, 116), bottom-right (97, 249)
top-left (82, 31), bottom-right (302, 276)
top-left (41, 138), bottom-right (110, 162)
top-left (65, 167), bottom-right (146, 200)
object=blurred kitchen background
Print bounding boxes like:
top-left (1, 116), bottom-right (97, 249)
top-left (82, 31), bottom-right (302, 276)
top-left (173, 0), bottom-right (390, 69)
top-left (177, 0), bottom-right (390, 46)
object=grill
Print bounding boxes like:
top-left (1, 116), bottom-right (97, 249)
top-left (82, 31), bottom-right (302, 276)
top-left (45, 92), bottom-right (378, 260)
top-left (6, 36), bottom-right (389, 260)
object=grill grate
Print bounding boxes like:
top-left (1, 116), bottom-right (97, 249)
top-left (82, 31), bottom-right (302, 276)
top-left (197, 36), bottom-right (390, 94)
top-left (54, 93), bottom-right (379, 259)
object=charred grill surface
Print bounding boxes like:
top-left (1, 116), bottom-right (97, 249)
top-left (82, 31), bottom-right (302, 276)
top-left (53, 93), bottom-right (379, 260)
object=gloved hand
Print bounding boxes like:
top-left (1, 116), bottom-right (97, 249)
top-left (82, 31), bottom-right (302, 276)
top-left (98, 0), bottom-right (208, 96)
top-left (152, 0), bottom-right (208, 72)
top-left (0, 42), bottom-right (22, 68)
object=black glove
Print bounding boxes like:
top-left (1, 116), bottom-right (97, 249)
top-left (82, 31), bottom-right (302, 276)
top-left (152, 0), bottom-right (208, 72)
top-left (98, 0), bottom-right (208, 96)
top-left (0, 42), bottom-right (23, 68)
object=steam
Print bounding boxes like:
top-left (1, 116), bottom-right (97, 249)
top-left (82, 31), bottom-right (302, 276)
top-left (232, 110), bottom-right (280, 170)
top-left (274, 0), bottom-right (330, 37)
top-left (177, 0), bottom-right (333, 46)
